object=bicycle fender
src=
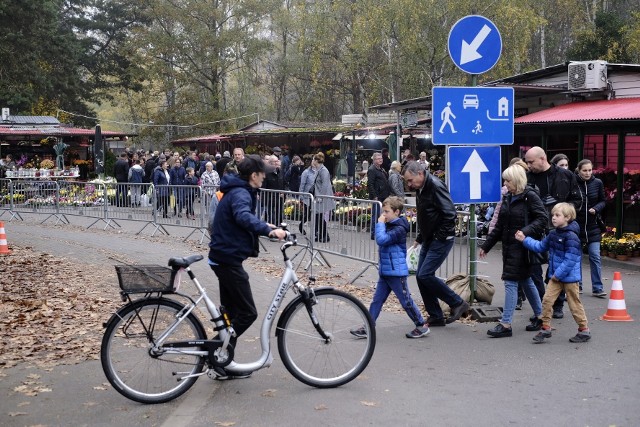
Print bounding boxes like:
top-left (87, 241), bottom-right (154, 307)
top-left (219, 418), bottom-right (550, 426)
top-left (275, 287), bottom-right (333, 337)
top-left (101, 297), bottom-right (176, 328)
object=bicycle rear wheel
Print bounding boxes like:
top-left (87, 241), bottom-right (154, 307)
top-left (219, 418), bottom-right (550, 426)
top-left (277, 289), bottom-right (375, 388)
top-left (101, 298), bottom-right (206, 404)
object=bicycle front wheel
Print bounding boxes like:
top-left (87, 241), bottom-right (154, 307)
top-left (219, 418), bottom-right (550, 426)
top-left (277, 289), bottom-right (375, 388)
top-left (101, 298), bottom-right (207, 404)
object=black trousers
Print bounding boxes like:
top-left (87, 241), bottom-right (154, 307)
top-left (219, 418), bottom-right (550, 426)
top-left (211, 263), bottom-right (258, 340)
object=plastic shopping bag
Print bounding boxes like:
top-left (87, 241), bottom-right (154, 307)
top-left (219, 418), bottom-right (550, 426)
top-left (140, 193), bottom-right (150, 207)
top-left (406, 244), bottom-right (421, 274)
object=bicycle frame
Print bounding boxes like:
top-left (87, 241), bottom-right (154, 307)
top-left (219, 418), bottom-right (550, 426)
top-left (152, 242), bottom-right (307, 375)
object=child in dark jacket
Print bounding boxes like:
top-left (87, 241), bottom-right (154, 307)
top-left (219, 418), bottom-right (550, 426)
top-left (350, 196), bottom-right (429, 339)
top-left (516, 202), bottom-right (591, 343)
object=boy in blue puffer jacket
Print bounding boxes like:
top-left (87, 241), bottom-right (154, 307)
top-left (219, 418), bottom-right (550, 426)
top-left (516, 202), bottom-right (591, 343)
top-left (350, 196), bottom-right (429, 339)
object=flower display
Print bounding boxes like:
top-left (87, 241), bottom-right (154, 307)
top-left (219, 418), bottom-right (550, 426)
top-left (40, 159), bottom-right (55, 169)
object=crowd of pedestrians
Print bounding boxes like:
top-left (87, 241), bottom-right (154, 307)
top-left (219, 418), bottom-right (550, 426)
top-left (106, 144), bottom-right (604, 350)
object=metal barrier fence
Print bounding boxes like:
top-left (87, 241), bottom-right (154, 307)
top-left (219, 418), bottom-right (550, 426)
top-left (1, 179), bottom-right (473, 283)
top-left (257, 189), bottom-right (471, 282)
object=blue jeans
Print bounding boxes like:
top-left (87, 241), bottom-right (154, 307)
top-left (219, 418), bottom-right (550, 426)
top-left (580, 241), bottom-right (603, 293)
top-left (369, 276), bottom-right (425, 327)
top-left (415, 239), bottom-right (462, 320)
top-left (502, 278), bottom-right (542, 324)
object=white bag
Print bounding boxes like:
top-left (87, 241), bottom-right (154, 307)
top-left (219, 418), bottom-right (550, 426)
top-left (406, 244), bottom-right (421, 274)
top-left (140, 193), bottom-right (150, 207)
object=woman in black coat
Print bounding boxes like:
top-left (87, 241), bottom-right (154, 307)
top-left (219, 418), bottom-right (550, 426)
top-left (575, 159), bottom-right (607, 297)
top-left (479, 164), bottom-right (548, 337)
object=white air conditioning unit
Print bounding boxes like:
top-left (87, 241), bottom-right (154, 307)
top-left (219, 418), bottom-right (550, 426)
top-left (568, 61), bottom-right (607, 90)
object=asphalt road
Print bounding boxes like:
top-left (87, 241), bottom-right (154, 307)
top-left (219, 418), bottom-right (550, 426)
top-left (1, 214), bottom-right (639, 427)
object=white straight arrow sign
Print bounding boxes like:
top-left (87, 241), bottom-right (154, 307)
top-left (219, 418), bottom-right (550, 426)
top-left (460, 24), bottom-right (491, 65)
top-left (461, 149), bottom-right (489, 199)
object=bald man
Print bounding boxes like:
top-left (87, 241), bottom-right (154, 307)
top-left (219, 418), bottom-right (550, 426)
top-left (524, 146), bottom-right (582, 319)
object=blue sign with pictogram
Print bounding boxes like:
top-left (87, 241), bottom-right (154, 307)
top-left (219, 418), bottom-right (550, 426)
top-left (448, 15), bottom-right (502, 74)
top-left (447, 146), bottom-right (502, 204)
top-left (432, 86), bottom-right (514, 145)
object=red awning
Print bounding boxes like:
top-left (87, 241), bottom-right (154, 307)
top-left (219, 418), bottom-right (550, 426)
top-left (0, 126), bottom-right (128, 138)
top-left (515, 97), bottom-right (640, 124)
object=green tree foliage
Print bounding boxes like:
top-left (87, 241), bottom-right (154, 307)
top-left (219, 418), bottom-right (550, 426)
top-left (568, 10), bottom-right (633, 62)
top-left (2, 0), bottom-right (639, 145)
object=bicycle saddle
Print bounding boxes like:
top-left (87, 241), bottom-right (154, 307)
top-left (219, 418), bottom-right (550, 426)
top-left (168, 254), bottom-right (204, 268)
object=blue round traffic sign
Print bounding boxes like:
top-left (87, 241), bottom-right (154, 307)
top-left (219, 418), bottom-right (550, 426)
top-left (448, 15), bottom-right (502, 74)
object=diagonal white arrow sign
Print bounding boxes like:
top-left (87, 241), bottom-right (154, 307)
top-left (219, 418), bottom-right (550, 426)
top-left (460, 24), bottom-right (491, 65)
top-left (461, 149), bottom-right (489, 199)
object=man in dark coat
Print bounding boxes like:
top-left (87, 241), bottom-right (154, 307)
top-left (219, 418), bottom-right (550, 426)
top-left (114, 152), bottom-right (130, 207)
top-left (403, 160), bottom-right (469, 326)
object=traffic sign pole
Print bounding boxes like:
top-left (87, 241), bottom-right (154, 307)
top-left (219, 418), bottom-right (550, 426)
top-left (446, 14), bottom-right (504, 304)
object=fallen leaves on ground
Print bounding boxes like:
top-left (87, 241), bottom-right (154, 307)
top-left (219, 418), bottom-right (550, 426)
top-left (0, 245), bottom-right (120, 372)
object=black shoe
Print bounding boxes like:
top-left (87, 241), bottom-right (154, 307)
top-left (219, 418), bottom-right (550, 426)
top-left (487, 323), bottom-right (512, 338)
top-left (426, 316), bottom-right (446, 327)
top-left (569, 331), bottom-right (591, 343)
top-left (212, 366), bottom-right (252, 380)
top-left (533, 329), bottom-right (552, 343)
top-left (526, 317), bottom-right (543, 331)
top-left (529, 314), bottom-right (537, 322)
top-left (447, 301), bottom-right (470, 324)
top-left (552, 308), bottom-right (564, 319)
top-left (515, 297), bottom-right (522, 310)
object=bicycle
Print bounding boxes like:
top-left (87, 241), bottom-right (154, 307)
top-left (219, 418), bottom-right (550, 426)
top-left (100, 228), bottom-right (376, 404)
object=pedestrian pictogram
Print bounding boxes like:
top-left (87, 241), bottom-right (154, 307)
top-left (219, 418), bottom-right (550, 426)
top-left (432, 87), bottom-right (514, 145)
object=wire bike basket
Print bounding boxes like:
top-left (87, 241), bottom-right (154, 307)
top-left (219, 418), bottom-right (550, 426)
top-left (115, 265), bottom-right (179, 294)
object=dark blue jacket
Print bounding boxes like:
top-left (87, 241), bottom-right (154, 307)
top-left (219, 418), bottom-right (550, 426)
top-left (522, 220), bottom-right (582, 283)
top-left (152, 166), bottom-right (170, 196)
top-left (170, 166), bottom-right (186, 185)
top-left (375, 216), bottom-right (410, 277)
top-left (208, 174), bottom-right (272, 265)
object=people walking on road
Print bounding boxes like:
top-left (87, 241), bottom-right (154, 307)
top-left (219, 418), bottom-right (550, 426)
top-left (184, 167), bottom-right (199, 220)
top-left (350, 196), bottom-right (429, 339)
top-left (128, 159), bottom-right (145, 207)
top-left (285, 155), bottom-right (304, 192)
top-left (479, 164), bottom-right (547, 337)
top-left (200, 161), bottom-right (220, 207)
top-left (516, 202), bottom-right (591, 343)
top-left (308, 152), bottom-right (334, 242)
top-left (367, 152), bottom-right (391, 240)
top-left (388, 160), bottom-right (405, 198)
top-left (263, 155), bottom-right (285, 227)
top-left (550, 153), bottom-right (569, 170)
top-left (170, 159), bottom-right (186, 217)
top-left (402, 160), bottom-right (469, 326)
top-left (208, 155), bottom-right (286, 379)
top-left (114, 152), bottom-right (130, 207)
top-left (152, 160), bottom-right (170, 218)
top-left (525, 146), bottom-right (582, 319)
top-left (575, 159), bottom-right (607, 297)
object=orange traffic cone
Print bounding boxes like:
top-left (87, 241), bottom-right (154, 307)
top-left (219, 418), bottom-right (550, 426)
top-left (0, 221), bottom-right (11, 255)
top-left (601, 272), bottom-right (633, 322)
